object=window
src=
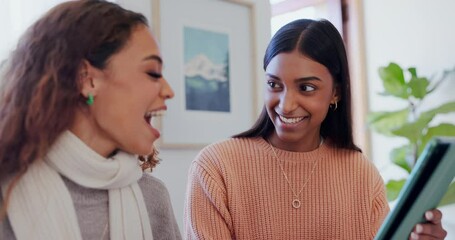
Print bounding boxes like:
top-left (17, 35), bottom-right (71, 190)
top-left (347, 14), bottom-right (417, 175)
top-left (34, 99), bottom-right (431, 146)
top-left (0, 0), bottom-right (69, 64)
top-left (269, 0), bottom-right (343, 36)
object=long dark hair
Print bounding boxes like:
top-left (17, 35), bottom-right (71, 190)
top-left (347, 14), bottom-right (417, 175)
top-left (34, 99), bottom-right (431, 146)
top-left (0, 0), bottom-right (148, 215)
top-left (234, 19), bottom-right (360, 152)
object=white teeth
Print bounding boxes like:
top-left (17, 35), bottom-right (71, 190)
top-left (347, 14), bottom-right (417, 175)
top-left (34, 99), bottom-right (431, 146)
top-left (152, 110), bottom-right (165, 117)
top-left (279, 115), bottom-right (304, 124)
top-left (145, 110), bottom-right (165, 117)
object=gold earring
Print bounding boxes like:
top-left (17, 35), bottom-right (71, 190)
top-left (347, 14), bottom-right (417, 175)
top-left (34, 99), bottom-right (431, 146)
top-left (330, 102), bottom-right (338, 111)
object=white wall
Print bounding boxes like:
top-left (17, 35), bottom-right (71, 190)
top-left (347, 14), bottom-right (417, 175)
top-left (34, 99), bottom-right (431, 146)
top-left (363, 0), bottom-right (455, 238)
top-left (117, 0), bottom-right (271, 233)
top-left (0, 0), bottom-right (67, 63)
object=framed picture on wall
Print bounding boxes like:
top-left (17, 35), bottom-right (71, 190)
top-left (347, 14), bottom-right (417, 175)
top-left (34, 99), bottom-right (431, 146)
top-left (183, 26), bottom-right (231, 113)
top-left (151, 0), bottom-right (263, 148)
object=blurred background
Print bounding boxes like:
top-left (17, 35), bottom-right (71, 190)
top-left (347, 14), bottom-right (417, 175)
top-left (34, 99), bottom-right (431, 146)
top-left (1, 0), bottom-right (454, 238)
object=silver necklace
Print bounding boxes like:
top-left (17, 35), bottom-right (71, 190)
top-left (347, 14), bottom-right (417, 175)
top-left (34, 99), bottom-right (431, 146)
top-left (268, 138), bottom-right (323, 209)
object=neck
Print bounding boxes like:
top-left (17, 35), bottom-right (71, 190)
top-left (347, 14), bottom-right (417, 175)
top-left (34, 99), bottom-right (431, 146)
top-left (268, 133), bottom-right (322, 152)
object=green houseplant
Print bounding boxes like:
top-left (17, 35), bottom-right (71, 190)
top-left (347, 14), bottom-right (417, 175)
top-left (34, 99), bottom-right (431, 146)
top-left (368, 62), bottom-right (455, 206)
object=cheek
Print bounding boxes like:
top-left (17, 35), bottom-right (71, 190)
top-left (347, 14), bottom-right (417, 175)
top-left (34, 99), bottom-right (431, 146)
top-left (310, 101), bottom-right (330, 121)
top-left (307, 98), bottom-right (325, 110)
top-left (147, 86), bottom-right (161, 100)
top-left (264, 98), bottom-right (279, 121)
top-left (93, 99), bottom-right (129, 124)
top-left (123, 81), bottom-right (161, 106)
top-left (263, 91), bottom-right (278, 105)
top-left (264, 107), bottom-right (276, 125)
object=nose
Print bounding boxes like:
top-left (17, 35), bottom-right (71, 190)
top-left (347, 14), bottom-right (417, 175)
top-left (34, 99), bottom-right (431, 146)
top-left (278, 89), bottom-right (297, 114)
top-left (160, 77), bottom-right (175, 99)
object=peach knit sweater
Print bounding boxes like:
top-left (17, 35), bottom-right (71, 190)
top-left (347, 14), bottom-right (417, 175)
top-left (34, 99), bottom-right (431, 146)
top-left (184, 137), bottom-right (389, 240)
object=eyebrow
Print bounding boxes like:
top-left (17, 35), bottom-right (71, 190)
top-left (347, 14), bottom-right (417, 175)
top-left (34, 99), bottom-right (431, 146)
top-left (143, 54), bottom-right (163, 64)
top-left (266, 73), bottom-right (322, 82)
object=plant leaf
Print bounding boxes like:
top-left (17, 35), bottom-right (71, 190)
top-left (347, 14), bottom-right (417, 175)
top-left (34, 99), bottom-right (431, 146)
top-left (386, 179), bottom-right (407, 201)
top-left (420, 123), bottom-right (455, 154)
top-left (421, 101), bottom-right (455, 119)
top-left (438, 182), bottom-right (455, 207)
top-left (390, 145), bottom-right (413, 173)
top-left (378, 63), bottom-right (409, 99)
top-left (413, 102), bottom-right (455, 143)
top-left (408, 76), bottom-right (429, 99)
top-left (368, 108), bottom-right (409, 136)
top-left (408, 67), bottom-right (417, 78)
top-left (391, 103), bottom-right (455, 143)
top-left (391, 117), bottom-right (432, 144)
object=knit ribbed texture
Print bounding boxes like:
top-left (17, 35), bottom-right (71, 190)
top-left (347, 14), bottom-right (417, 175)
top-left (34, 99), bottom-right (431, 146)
top-left (184, 137), bottom-right (389, 240)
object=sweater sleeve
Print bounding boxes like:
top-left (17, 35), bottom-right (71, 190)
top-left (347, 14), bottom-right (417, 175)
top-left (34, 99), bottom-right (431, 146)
top-left (370, 174), bottom-right (390, 238)
top-left (184, 156), bottom-right (233, 240)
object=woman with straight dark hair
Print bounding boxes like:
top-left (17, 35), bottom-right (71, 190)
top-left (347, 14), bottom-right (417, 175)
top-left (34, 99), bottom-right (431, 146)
top-left (184, 19), bottom-right (446, 239)
top-left (0, 1), bottom-right (181, 239)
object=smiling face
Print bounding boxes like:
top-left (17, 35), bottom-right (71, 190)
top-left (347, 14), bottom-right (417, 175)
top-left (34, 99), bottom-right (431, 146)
top-left (265, 51), bottom-right (338, 152)
top-left (72, 25), bottom-right (174, 157)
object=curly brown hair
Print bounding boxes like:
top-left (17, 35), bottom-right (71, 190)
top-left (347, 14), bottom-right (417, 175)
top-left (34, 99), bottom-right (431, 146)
top-left (0, 0), bottom-right (157, 217)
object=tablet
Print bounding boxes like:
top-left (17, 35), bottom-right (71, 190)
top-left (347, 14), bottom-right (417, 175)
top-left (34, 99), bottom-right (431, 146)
top-left (375, 137), bottom-right (455, 240)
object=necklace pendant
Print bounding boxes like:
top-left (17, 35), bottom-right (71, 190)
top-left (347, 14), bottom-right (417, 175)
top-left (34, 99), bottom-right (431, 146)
top-left (292, 199), bottom-right (301, 209)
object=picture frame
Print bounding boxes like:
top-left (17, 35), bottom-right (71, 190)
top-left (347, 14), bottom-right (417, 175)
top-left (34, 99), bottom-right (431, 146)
top-left (151, 0), bottom-right (265, 148)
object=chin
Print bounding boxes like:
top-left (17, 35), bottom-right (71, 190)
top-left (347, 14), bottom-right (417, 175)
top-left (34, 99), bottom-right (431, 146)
top-left (138, 134), bottom-right (157, 153)
top-left (276, 132), bottom-right (302, 144)
top-left (136, 145), bottom-right (155, 156)
top-left (123, 140), bottom-right (154, 156)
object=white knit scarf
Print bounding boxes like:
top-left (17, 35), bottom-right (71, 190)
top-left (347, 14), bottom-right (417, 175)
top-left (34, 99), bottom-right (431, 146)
top-left (1, 131), bottom-right (154, 240)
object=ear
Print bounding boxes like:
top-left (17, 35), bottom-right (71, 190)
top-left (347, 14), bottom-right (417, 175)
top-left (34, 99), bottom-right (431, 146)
top-left (331, 85), bottom-right (341, 104)
top-left (78, 60), bottom-right (104, 98)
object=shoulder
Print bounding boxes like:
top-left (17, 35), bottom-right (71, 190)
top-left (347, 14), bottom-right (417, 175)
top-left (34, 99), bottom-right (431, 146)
top-left (199, 137), bottom-right (258, 156)
top-left (193, 137), bottom-right (262, 169)
top-left (188, 137), bottom-right (264, 183)
top-left (328, 145), bottom-right (374, 165)
top-left (138, 173), bottom-right (171, 200)
top-left (327, 145), bottom-right (382, 178)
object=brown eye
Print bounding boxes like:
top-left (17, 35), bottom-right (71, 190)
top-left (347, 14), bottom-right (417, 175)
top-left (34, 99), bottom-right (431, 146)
top-left (267, 81), bottom-right (281, 89)
top-left (299, 84), bottom-right (315, 92)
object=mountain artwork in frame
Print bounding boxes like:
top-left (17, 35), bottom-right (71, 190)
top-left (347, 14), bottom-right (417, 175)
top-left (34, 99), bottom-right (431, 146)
top-left (184, 26), bottom-right (230, 113)
top-left (152, 0), bottom-right (264, 148)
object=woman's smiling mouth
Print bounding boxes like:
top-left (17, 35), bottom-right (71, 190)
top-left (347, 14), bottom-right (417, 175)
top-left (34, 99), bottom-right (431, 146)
top-left (278, 115), bottom-right (307, 124)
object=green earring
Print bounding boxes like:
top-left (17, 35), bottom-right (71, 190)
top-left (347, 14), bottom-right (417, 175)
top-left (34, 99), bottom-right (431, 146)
top-left (86, 93), bottom-right (94, 106)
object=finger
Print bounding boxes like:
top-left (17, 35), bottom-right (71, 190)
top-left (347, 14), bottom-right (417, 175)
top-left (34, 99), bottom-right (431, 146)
top-left (409, 232), bottom-right (419, 240)
top-left (425, 210), bottom-right (442, 224)
top-left (413, 223), bottom-right (447, 239)
top-left (409, 233), bottom-right (438, 240)
top-left (409, 226), bottom-right (417, 240)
